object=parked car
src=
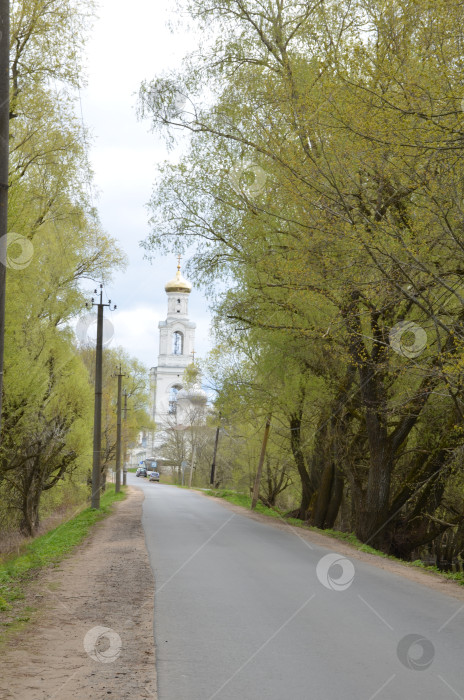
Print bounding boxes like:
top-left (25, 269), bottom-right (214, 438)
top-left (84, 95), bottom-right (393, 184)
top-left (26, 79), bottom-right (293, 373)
top-left (149, 471), bottom-right (160, 482)
top-left (136, 467), bottom-right (147, 477)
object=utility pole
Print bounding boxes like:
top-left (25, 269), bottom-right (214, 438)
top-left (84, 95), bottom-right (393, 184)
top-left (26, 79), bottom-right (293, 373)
top-left (113, 365), bottom-right (126, 493)
top-left (0, 0), bottom-right (10, 439)
top-left (189, 443), bottom-right (196, 488)
top-left (90, 285), bottom-right (116, 509)
top-left (122, 388), bottom-right (128, 486)
top-left (251, 414), bottom-right (272, 510)
top-left (210, 414), bottom-right (221, 486)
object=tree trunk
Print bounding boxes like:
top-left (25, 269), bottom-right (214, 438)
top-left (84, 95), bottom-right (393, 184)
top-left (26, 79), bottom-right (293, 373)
top-left (289, 413), bottom-right (314, 519)
top-left (20, 488), bottom-right (40, 536)
top-left (356, 444), bottom-right (392, 548)
top-left (324, 468), bottom-right (344, 529)
top-left (313, 462), bottom-right (334, 528)
top-left (100, 469), bottom-right (107, 493)
top-left (313, 461), bottom-right (344, 530)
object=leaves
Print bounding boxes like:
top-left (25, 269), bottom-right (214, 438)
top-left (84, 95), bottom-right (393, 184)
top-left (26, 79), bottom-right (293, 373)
top-left (142, 0), bottom-right (464, 558)
top-left (0, 0), bottom-right (125, 536)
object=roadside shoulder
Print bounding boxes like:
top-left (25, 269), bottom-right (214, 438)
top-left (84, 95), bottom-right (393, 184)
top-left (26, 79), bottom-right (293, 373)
top-left (0, 486), bottom-right (156, 700)
top-left (203, 492), bottom-right (464, 602)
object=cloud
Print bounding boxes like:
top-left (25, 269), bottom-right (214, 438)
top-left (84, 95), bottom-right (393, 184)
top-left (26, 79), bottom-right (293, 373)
top-left (78, 0), bottom-right (214, 370)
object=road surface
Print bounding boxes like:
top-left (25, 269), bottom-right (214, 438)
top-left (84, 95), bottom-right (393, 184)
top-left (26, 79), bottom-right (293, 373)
top-left (129, 476), bottom-right (464, 700)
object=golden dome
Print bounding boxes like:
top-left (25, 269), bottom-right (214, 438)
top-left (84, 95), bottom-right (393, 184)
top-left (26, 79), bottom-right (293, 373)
top-left (165, 260), bottom-right (192, 294)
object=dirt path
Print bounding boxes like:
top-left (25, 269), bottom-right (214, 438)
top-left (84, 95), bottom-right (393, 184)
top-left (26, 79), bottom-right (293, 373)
top-left (0, 487), bottom-right (156, 700)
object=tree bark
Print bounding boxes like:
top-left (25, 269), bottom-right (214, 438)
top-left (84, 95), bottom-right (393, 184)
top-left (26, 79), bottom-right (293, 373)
top-left (289, 412), bottom-right (314, 519)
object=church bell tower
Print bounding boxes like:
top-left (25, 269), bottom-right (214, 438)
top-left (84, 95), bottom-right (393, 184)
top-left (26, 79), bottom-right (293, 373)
top-left (152, 260), bottom-right (196, 431)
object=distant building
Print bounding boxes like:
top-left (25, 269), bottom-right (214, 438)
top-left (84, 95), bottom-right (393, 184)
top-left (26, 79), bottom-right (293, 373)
top-left (147, 262), bottom-right (207, 459)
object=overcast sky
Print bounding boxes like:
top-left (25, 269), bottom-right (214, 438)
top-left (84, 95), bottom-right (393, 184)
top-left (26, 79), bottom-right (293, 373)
top-left (78, 0), bottom-right (211, 370)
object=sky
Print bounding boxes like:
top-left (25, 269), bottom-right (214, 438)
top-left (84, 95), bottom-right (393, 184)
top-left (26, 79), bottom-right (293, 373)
top-left (78, 0), bottom-right (211, 370)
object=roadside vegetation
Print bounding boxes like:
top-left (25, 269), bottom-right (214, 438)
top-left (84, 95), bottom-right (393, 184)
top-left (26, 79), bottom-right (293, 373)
top-left (0, 1), bottom-right (152, 545)
top-left (141, 0), bottom-right (464, 574)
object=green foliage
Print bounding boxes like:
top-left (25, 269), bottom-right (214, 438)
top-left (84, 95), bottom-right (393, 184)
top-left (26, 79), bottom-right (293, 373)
top-left (182, 362), bottom-right (201, 389)
top-left (0, 0), bottom-right (127, 537)
top-left (79, 346), bottom-right (154, 481)
top-left (141, 0), bottom-right (464, 565)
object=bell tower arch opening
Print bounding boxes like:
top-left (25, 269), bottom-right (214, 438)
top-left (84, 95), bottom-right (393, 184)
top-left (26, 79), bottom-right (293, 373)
top-left (168, 384), bottom-right (182, 414)
top-left (173, 330), bottom-right (184, 355)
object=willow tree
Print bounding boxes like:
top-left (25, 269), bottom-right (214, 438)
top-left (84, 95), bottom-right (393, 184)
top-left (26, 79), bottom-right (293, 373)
top-left (140, 0), bottom-right (464, 554)
top-left (0, 0), bottom-right (126, 535)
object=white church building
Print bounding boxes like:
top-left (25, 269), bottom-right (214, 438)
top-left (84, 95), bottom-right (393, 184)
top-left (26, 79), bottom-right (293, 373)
top-left (145, 262), bottom-right (207, 459)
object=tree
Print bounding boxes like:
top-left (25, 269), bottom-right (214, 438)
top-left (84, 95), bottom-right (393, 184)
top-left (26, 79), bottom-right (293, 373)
top-left (0, 0), bottom-right (126, 536)
top-left (80, 347), bottom-right (153, 489)
top-left (140, 0), bottom-right (464, 557)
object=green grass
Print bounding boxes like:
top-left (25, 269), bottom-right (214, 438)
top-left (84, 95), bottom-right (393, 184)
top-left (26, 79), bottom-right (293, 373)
top-left (205, 489), bottom-right (308, 529)
top-left (0, 485), bottom-right (126, 614)
top-left (204, 489), bottom-right (299, 520)
top-left (204, 489), bottom-right (464, 585)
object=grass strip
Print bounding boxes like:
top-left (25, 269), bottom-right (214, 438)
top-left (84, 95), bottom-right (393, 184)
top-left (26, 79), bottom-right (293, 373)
top-left (204, 488), bottom-right (464, 586)
top-left (0, 485), bottom-right (126, 612)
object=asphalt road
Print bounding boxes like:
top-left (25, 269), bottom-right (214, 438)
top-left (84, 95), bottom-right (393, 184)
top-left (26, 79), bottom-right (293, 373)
top-left (129, 476), bottom-right (464, 700)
